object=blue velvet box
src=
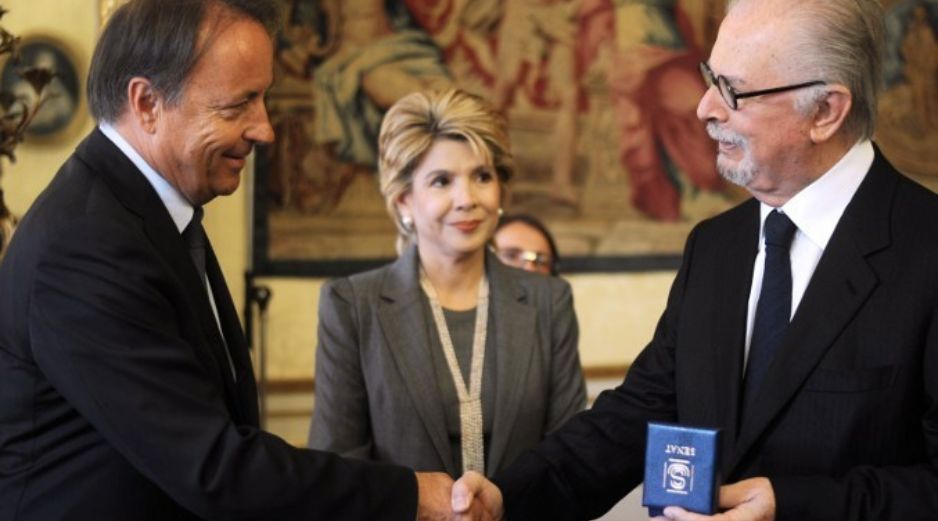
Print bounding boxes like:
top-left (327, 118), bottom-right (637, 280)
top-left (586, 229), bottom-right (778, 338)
top-left (642, 422), bottom-right (722, 517)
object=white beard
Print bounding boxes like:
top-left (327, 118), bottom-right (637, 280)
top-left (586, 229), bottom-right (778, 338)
top-left (707, 122), bottom-right (757, 187)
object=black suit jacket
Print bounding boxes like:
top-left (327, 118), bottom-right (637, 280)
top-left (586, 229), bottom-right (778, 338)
top-left (0, 129), bottom-right (416, 520)
top-left (493, 149), bottom-right (938, 521)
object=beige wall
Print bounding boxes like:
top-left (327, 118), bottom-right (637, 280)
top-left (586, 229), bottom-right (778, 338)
top-left (1, 0), bottom-right (673, 382)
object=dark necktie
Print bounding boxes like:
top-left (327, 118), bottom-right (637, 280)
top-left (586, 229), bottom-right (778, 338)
top-left (183, 207), bottom-right (206, 282)
top-left (182, 207), bottom-right (237, 380)
top-left (744, 210), bottom-right (797, 410)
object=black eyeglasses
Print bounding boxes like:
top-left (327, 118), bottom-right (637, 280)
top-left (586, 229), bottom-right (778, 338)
top-left (699, 62), bottom-right (826, 110)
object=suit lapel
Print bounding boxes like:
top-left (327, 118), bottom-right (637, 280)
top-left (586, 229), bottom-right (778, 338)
top-left (732, 152), bottom-right (894, 471)
top-left (75, 129), bottom-right (247, 416)
top-left (705, 201), bottom-right (759, 463)
top-left (206, 243), bottom-right (259, 425)
top-left (486, 254), bottom-right (538, 473)
top-left (377, 247), bottom-right (456, 475)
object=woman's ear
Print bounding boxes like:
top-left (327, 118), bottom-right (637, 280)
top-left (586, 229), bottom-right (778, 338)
top-left (395, 191), bottom-right (410, 218)
top-left (499, 182), bottom-right (511, 208)
top-left (395, 192), bottom-right (414, 231)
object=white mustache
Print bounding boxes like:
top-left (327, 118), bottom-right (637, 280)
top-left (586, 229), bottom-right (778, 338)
top-left (706, 122), bottom-right (747, 149)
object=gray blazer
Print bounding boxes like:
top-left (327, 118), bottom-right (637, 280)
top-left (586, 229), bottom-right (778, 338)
top-left (308, 245), bottom-right (587, 477)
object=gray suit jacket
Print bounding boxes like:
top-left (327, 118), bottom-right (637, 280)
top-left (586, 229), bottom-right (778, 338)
top-left (308, 245), bottom-right (587, 477)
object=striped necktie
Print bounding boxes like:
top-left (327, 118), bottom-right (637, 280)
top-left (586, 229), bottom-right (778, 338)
top-left (744, 210), bottom-right (797, 410)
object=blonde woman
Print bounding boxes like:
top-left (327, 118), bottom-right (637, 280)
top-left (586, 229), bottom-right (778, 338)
top-left (308, 88), bottom-right (586, 478)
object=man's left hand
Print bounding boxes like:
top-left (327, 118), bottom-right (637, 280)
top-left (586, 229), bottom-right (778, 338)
top-left (652, 477), bottom-right (775, 521)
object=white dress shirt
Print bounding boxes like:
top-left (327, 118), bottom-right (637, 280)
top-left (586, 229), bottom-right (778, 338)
top-left (744, 140), bottom-right (875, 364)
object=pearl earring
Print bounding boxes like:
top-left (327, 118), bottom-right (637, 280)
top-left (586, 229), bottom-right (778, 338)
top-left (497, 208), bottom-right (504, 217)
top-left (401, 215), bottom-right (413, 230)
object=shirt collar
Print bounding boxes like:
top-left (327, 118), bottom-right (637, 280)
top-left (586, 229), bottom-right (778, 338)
top-left (98, 122), bottom-right (195, 233)
top-left (760, 139), bottom-right (874, 250)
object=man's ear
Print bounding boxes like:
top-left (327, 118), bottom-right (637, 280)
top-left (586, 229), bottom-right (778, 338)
top-left (809, 85), bottom-right (852, 143)
top-left (125, 77), bottom-right (161, 133)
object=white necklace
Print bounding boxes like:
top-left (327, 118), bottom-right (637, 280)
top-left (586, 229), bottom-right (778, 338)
top-left (419, 266), bottom-right (489, 475)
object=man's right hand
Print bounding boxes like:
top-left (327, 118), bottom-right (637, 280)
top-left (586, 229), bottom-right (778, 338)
top-left (416, 471), bottom-right (495, 521)
top-left (416, 472), bottom-right (455, 521)
top-left (451, 471), bottom-right (504, 521)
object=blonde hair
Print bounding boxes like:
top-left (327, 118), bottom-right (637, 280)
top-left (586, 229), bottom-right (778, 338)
top-left (378, 88), bottom-right (514, 253)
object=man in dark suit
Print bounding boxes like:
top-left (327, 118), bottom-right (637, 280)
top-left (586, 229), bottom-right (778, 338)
top-left (451, 0), bottom-right (938, 520)
top-left (0, 1), bottom-right (484, 519)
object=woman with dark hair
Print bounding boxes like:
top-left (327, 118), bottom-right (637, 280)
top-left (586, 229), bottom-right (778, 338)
top-left (492, 213), bottom-right (561, 276)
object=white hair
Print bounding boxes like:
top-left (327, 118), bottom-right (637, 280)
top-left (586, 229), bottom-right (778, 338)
top-left (728, 0), bottom-right (885, 140)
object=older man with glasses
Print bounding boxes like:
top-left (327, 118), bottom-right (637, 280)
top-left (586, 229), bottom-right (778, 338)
top-left (450, 0), bottom-right (938, 520)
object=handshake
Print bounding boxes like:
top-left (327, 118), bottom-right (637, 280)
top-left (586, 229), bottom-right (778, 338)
top-left (414, 471), bottom-right (778, 521)
top-left (416, 471), bottom-right (504, 521)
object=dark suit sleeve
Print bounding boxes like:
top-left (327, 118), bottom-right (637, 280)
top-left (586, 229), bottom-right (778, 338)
top-left (543, 279), bottom-right (587, 432)
top-left (29, 216), bottom-right (416, 520)
top-left (771, 306), bottom-right (938, 521)
top-left (492, 229), bottom-right (700, 521)
top-left (308, 278), bottom-right (375, 459)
